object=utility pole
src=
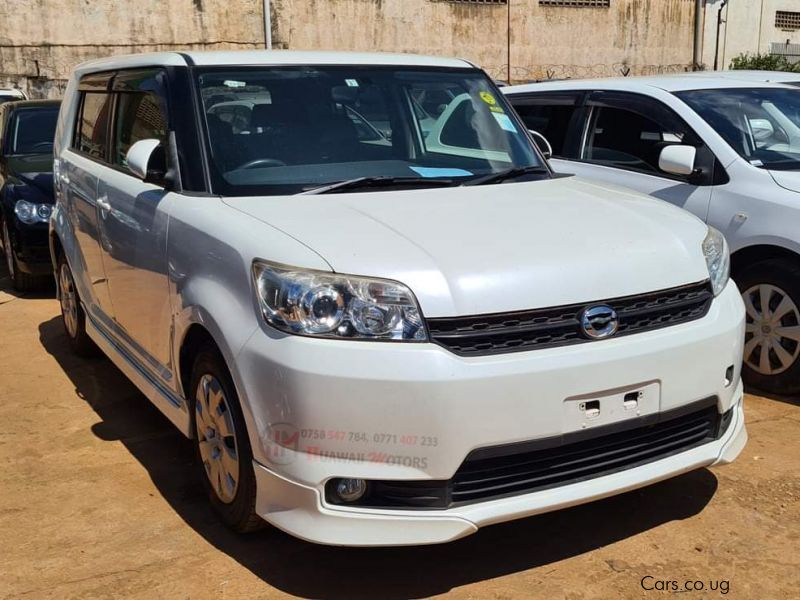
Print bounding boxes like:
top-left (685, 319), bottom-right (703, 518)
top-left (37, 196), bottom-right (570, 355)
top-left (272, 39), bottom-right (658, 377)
top-left (507, 0), bottom-right (511, 83)
top-left (264, 0), bottom-right (273, 50)
top-left (714, 0), bottom-right (728, 70)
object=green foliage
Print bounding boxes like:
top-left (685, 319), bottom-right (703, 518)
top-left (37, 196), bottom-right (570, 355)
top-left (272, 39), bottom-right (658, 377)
top-left (729, 52), bottom-right (800, 72)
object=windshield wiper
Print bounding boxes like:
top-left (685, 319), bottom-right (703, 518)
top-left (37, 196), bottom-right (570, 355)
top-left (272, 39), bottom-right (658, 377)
top-left (462, 165), bottom-right (550, 187)
top-left (300, 176), bottom-right (456, 195)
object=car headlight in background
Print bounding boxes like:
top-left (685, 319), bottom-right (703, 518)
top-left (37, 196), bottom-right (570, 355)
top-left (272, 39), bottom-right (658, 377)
top-left (14, 199), bottom-right (52, 225)
top-left (702, 226), bottom-right (730, 296)
top-left (252, 260), bottom-right (427, 341)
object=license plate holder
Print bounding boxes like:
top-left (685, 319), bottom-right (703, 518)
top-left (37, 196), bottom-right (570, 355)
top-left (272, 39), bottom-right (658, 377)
top-left (562, 381), bottom-right (660, 434)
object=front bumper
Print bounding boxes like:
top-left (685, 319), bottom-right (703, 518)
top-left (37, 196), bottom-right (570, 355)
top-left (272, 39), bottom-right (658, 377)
top-left (235, 282), bottom-right (746, 545)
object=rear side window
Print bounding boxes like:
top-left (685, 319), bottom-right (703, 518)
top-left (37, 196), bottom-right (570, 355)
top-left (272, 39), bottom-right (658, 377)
top-left (513, 104), bottom-right (575, 157)
top-left (76, 92), bottom-right (112, 160)
top-left (113, 92), bottom-right (168, 167)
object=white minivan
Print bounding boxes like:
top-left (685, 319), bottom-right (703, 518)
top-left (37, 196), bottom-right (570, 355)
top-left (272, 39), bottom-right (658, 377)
top-left (51, 51), bottom-right (745, 546)
top-left (506, 76), bottom-right (800, 396)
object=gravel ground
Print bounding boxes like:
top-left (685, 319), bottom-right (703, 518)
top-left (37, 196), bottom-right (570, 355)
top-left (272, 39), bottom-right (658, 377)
top-left (1, 268), bottom-right (798, 600)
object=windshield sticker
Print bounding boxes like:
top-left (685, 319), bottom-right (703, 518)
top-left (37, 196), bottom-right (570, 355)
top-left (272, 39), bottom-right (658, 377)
top-left (479, 91), bottom-right (497, 106)
top-left (492, 112), bottom-right (517, 133)
top-left (410, 166), bottom-right (473, 178)
top-left (223, 80), bottom-right (246, 88)
top-left (345, 79), bottom-right (359, 87)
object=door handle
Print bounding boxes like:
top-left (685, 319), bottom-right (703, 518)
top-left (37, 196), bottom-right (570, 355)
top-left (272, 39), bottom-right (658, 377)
top-left (97, 196), bottom-right (111, 212)
top-left (59, 174), bottom-right (70, 185)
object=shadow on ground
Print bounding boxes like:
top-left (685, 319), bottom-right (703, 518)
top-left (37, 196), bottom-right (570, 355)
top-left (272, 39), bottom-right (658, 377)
top-left (37, 314), bottom-right (726, 599)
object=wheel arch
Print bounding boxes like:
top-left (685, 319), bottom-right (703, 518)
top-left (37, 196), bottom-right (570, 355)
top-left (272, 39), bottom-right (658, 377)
top-left (730, 244), bottom-right (800, 279)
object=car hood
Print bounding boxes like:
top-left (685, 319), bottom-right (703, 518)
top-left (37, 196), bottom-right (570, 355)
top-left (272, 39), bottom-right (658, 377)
top-left (7, 154), bottom-right (54, 201)
top-left (768, 168), bottom-right (800, 194)
top-left (223, 177), bottom-right (710, 318)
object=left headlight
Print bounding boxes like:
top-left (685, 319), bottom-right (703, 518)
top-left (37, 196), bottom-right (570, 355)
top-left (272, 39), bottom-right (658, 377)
top-left (14, 199), bottom-right (52, 225)
top-left (252, 260), bottom-right (428, 341)
top-left (702, 226), bottom-right (730, 296)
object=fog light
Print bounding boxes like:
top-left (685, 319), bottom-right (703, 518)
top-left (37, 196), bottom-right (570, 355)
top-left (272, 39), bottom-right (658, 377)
top-left (724, 365), bottom-right (734, 387)
top-left (334, 478), bottom-right (367, 503)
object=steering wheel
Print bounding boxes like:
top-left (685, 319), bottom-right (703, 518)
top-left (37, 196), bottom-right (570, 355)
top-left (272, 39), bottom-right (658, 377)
top-left (237, 158), bottom-right (287, 170)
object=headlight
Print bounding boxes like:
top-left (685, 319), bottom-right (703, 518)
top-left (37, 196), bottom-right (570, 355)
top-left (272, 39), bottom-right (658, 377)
top-left (14, 199), bottom-right (52, 224)
top-left (252, 260), bottom-right (427, 341)
top-left (702, 227), bottom-right (730, 296)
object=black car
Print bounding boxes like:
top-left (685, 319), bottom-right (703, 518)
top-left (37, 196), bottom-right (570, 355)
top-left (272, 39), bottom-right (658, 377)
top-left (0, 99), bottom-right (60, 290)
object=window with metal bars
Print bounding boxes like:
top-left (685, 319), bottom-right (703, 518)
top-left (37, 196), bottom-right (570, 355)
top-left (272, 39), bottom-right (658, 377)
top-left (776, 10), bottom-right (800, 30)
top-left (431, 0), bottom-right (507, 4)
top-left (539, 0), bottom-right (610, 7)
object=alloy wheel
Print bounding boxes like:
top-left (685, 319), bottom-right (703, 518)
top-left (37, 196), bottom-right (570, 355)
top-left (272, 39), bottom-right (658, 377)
top-left (59, 261), bottom-right (79, 338)
top-left (743, 284), bottom-right (800, 376)
top-left (195, 374), bottom-right (240, 504)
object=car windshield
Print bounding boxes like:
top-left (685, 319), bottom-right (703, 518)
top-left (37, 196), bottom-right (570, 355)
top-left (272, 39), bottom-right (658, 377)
top-left (196, 66), bottom-right (543, 195)
top-left (8, 107), bottom-right (59, 155)
top-left (677, 87), bottom-right (800, 170)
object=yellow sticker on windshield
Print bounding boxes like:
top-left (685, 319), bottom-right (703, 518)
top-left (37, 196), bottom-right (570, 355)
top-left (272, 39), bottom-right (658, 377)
top-left (479, 91), bottom-right (497, 106)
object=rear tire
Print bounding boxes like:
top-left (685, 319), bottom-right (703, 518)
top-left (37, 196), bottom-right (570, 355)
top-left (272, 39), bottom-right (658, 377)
top-left (190, 343), bottom-right (262, 533)
top-left (56, 252), bottom-right (97, 356)
top-left (736, 258), bottom-right (800, 396)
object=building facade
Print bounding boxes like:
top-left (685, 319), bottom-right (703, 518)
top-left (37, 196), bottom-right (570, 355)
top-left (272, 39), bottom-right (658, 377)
top-left (702, 0), bottom-right (800, 69)
top-left (1, 0), bottom-right (700, 98)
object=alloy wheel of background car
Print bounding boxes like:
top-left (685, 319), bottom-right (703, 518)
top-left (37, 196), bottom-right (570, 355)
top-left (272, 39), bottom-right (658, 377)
top-left (737, 258), bottom-right (800, 396)
top-left (743, 284), bottom-right (800, 376)
top-left (190, 345), bottom-right (261, 532)
top-left (195, 373), bottom-right (240, 504)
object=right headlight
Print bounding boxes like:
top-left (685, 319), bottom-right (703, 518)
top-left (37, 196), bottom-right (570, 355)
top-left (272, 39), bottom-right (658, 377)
top-left (252, 260), bottom-right (428, 341)
top-left (14, 199), bottom-right (52, 225)
top-left (702, 226), bottom-right (730, 296)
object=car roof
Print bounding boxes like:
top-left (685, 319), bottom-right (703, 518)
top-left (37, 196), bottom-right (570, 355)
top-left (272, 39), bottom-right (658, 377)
top-left (3, 99), bottom-right (61, 110)
top-left (72, 50), bottom-right (475, 77)
top-left (680, 70), bottom-right (800, 84)
top-left (505, 72), bottom-right (796, 95)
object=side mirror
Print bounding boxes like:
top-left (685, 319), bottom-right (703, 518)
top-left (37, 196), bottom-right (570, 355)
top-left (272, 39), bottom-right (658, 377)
top-left (658, 144), bottom-right (696, 176)
top-left (528, 130), bottom-right (553, 160)
top-left (125, 139), bottom-right (165, 183)
top-left (749, 118), bottom-right (775, 142)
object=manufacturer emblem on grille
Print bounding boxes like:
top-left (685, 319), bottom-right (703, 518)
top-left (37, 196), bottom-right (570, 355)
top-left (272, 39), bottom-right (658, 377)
top-left (580, 305), bottom-right (619, 339)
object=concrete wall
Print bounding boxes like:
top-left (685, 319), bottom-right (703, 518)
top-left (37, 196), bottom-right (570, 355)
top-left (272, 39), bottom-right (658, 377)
top-left (273, 0), bottom-right (697, 81)
top-left (2, 0), bottom-right (698, 97)
top-left (702, 0), bottom-right (800, 69)
top-left (0, 0), bottom-right (266, 98)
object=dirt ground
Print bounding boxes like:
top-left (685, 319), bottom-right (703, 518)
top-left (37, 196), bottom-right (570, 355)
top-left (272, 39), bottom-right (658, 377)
top-left (1, 268), bottom-right (799, 600)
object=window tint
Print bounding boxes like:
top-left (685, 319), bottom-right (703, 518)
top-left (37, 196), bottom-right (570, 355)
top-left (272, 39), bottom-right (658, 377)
top-left (513, 102), bottom-right (577, 157)
top-left (8, 107), bottom-right (59, 154)
top-left (113, 92), bottom-right (168, 167)
top-left (76, 92), bottom-right (112, 160)
top-left (583, 106), bottom-right (686, 174)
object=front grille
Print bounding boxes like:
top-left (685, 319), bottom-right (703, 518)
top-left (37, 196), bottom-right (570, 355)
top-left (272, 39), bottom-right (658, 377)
top-left (427, 281), bottom-right (713, 356)
top-left (328, 399), bottom-right (730, 510)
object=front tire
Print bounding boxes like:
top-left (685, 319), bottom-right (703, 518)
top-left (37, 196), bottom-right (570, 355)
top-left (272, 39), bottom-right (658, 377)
top-left (190, 344), bottom-right (262, 533)
top-left (2, 218), bottom-right (47, 292)
top-left (737, 258), bottom-right (800, 396)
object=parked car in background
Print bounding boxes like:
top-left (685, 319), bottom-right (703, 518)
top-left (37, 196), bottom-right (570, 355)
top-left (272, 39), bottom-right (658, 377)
top-left (0, 88), bottom-right (27, 106)
top-left (0, 99), bottom-right (60, 290)
top-left (505, 76), bottom-right (800, 396)
top-left (52, 51), bottom-right (745, 546)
